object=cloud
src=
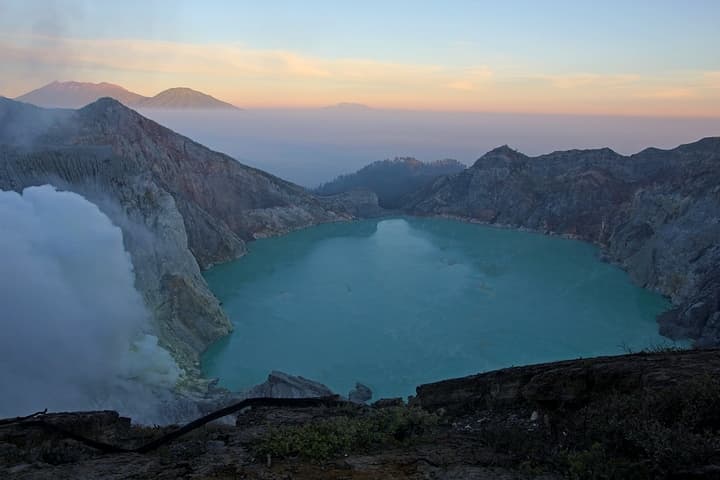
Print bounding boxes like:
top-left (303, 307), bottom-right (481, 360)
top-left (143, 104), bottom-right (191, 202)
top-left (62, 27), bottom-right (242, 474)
top-left (0, 185), bottom-right (184, 424)
top-left (0, 34), bottom-right (439, 82)
top-left (446, 67), bottom-right (494, 91)
top-left (0, 33), bottom-right (488, 94)
top-left (1, 33), bottom-right (718, 116)
top-left (704, 72), bottom-right (720, 89)
top-left (537, 73), bottom-right (641, 89)
top-left (447, 80), bottom-right (475, 91)
top-left (638, 88), bottom-right (696, 99)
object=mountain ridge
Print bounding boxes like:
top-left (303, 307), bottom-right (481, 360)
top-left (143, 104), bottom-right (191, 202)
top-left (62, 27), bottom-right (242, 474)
top-left (14, 81), bottom-right (240, 110)
top-left (404, 136), bottom-right (720, 347)
top-left (0, 96), bottom-right (378, 380)
top-left (316, 157), bottom-right (466, 208)
top-left (2, 94), bottom-right (719, 386)
top-left (139, 87), bottom-right (239, 109)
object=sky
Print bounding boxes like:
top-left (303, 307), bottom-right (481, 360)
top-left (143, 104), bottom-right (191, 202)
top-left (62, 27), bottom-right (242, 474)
top-left (1, 0), bottom-right (719, 116)
top-left (145, 109), bottom-right (720, 186)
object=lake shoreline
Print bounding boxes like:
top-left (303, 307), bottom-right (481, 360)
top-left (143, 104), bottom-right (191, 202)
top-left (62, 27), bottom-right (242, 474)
top-left (201, 216), bottom-right (675, 398)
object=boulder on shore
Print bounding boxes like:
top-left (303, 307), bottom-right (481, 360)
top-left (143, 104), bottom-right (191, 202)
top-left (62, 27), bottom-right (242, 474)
top-left (348, 382), bottom-right (373, 404)
top-left (245, 371), bottom-right (334, 399)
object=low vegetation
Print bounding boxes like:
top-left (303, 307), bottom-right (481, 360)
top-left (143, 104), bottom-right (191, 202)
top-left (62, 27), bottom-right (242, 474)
top-left (559, 375), bottom-right (720, 478)
top-left (253, 372), bottom-right (720, 477)
top-left (477, 375), bottom-right (720, 479)
top-left (254, 406), bottom-right (439, 462)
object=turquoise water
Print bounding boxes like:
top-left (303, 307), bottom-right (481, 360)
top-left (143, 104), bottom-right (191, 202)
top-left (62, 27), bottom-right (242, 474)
top-left (202, 217), bottom-right (672, 399)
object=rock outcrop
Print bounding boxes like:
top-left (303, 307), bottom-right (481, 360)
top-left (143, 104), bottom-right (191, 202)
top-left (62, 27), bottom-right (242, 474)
top-left (415, 348), bottom-right (720, 413)
top-left (405, 140), bottom-right (720, 346)
top-left (0, 97), bottom-right (381, 380)
top-left (317, 188), bottom-right (384, 218)
top-left (348, 383), bottom-right (373, 404)
top-left (245, 371), bottom-right (335, 399)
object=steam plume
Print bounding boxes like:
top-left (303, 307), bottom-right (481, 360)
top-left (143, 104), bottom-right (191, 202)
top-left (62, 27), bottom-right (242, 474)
top-left (0, 185), bottom-right (183, 423)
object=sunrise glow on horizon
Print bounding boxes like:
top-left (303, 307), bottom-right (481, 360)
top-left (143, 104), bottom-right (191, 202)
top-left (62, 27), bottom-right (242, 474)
top-left (1, 0), bottom-right (719, 117)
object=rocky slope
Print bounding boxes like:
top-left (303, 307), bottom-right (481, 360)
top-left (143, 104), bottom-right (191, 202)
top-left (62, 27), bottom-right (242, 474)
top-left (316, 157), bottom-right (466, 208)
top-left (405, 140), bottom-right (720, 346)
top-left (0, 96), bottom-right (381, 380)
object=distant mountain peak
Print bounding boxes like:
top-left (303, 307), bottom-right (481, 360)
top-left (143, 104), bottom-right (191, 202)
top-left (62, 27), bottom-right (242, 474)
top-left (487, 145), bottom-right (518, 155)
top-left (49, 80), bottom-right (123, 88)
top-left (14, 81), bottom-right (240, 110)
top-left (15, 81), bottom-right (146, 109)
top-left (141, 87), bottom-right (240, 110)
top-left (325, 102), bottom-right (373, 110)
top-left (79, 96), bottom-right (130, 113)
top-left (159, 87), bottom-right (199, 93)
top-left (474, 145), bottom-right (527, 163)
top-left (389, 157), bottom-right (423, 167)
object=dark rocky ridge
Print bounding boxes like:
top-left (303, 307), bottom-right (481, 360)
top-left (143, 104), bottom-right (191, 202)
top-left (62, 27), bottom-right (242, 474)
top-left (404, 140), bottom-right (720, 346)
top-left (0, 96), bottom-right (382, 379)
top-left (415, 348), bottom-right (720, 413)
top-left (3, 349), bottom-right (719, 479)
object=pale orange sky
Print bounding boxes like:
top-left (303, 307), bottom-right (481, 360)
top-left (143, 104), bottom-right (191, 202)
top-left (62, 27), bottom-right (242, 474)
top-left (2, 1), bottom-right (720, 117)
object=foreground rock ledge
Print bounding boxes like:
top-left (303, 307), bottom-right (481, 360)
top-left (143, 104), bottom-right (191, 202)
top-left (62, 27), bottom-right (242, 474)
top-left (2, 348), bottom-right (719, 479)
top-left (415, 347), bottom-right (720, 413)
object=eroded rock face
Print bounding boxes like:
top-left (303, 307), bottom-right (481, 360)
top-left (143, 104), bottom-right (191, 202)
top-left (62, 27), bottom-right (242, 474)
top-left (0, 97), bottom-right (381, 381)
top-left (317, 189), bottom-right (384, 219)
top-left (405, 140), bottom-right (720, 345)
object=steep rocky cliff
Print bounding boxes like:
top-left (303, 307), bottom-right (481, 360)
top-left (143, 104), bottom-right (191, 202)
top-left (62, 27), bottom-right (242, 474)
top-left (0, 97), bottom-right (381, 380)
top-left (405, 140), bottom-right (720, 346)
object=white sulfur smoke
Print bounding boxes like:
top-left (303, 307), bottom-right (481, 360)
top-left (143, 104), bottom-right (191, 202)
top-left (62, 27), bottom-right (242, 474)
top-left (0, 185), bottom-right (183, 423)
